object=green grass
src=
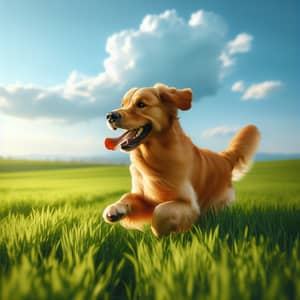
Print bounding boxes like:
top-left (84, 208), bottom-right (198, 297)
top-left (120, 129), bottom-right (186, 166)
top-left (0, 159), bottom-right (299, 300)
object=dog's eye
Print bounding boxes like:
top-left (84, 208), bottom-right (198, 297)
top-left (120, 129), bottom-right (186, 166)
top-left (136, 101), bottom-right (146, 108)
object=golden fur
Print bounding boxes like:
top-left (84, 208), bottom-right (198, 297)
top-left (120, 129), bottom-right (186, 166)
top-left (103, 83), bottom-right (260, 237)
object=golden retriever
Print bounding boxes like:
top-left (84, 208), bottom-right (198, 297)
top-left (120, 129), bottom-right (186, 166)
top-left (102, 83), bottom-right (260, 237)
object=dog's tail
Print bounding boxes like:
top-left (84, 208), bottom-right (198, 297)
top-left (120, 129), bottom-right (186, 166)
top-left (221, 125), bottom-right (260, 181)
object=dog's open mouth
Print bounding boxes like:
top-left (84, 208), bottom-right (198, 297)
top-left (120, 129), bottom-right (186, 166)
top-left (104, 123), bottom-right (152, 151)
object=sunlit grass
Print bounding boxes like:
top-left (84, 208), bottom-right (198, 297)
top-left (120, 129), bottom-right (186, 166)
top-left (0, 159), bottom-right (299, 300)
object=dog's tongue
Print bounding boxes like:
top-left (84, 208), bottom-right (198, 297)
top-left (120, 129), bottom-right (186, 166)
top-left (104, 130), bottom-right (135, 151)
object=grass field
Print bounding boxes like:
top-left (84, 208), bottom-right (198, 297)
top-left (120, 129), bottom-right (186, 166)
top-left (0, 159), bottom-right (299, 300)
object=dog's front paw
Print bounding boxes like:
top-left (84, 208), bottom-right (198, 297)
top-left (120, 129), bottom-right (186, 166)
top-left (102, 203), bottom-right (128, 223)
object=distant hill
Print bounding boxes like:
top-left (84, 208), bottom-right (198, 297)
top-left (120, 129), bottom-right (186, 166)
top-left (0, 153), bottom-right (130, 165)
top-left (255, 153), bottom-right (300, 161)
top-left (1, 152), bottom-right (299, 164)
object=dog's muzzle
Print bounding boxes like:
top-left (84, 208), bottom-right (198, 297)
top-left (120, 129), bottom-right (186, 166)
top-left (106, 111), bottom-right (121, 123)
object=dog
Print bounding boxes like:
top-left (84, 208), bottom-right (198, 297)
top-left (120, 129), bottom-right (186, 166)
top-left (102, 83), bottom-right (260, 237)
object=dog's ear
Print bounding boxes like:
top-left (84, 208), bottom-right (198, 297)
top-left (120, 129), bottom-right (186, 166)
top-left (154, 83), bottom-right (192, 110)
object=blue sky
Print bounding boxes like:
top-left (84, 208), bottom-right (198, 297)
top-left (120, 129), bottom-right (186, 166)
top-left (0, 0), bottom-right (299, 157)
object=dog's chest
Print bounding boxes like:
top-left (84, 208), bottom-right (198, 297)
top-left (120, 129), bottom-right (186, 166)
top-left (141, 175), bottom-right (177, 203)
top-left (131, 169), bottom-right (187, 203)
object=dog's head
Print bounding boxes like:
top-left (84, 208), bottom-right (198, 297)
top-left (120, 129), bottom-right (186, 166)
top-left (104, 83), bottom-right (192, 151)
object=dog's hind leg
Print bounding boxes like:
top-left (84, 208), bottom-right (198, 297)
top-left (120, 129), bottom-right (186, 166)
top-left (151, 201), bottom-right (200, 237)
top-left (211, 186), bottom-right (236, 211)
top-left (103, 193), bottom-right (155, 230)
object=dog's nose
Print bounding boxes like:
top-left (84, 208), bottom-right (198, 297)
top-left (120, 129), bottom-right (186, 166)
top-left (106, 111), bottom-right (121, 122)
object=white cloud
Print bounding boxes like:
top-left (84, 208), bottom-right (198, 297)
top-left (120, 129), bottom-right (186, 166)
top-left (188, 10), bottom-right (227, 35)
top-left (231, 80), bottom-right (245, 92)
top-left (2, 133), bottom-right (100, 157)
top-left (242, 81), bottom-right (283, 100)
top-left (227, 33), bottom-right (253, 54)
top-left (0, 9), bottom-right (252, 122)
top-left (189, 11), bottom-right (206, 27)
top-left (202, 126), bottom-right (239, 138)
top-left (219, 52), bottom-right (235, 67)
top-left (0, 114), bottom-right (106, 156)
top-left (0, 96), bottom-right (9, 108)
top-left (220, 33), bottom-right (253, 69)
